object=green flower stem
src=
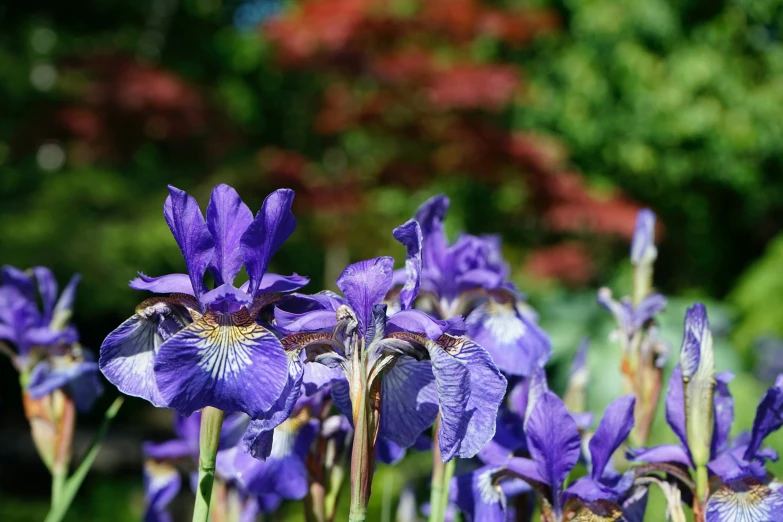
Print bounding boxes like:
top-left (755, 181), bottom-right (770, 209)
top-left (44, 396), bottom-right (124, 522)
top-left (695, 464), bottom-right (709, 504)
top-left (193, 406), bottom-right (225, 522)
top-left (428, 416), bottom-right (454, 522)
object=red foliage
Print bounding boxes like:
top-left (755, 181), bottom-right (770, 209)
top-left (525, 242), bottom-right (594, 286)
top-left (262, 0), bottom-right (646, 285)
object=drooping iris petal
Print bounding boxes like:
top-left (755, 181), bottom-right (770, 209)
top-left (256, 273), bottom-right (309, 294)
top-left (705, 478), bottom-right (783, 522)
top-left (154, 309), bottom-right (289, 417)
top-left (241, 189), bottom-right (296, 298)
top-left (130, 273), bottom-right (195, 295)
top-left (589, 395), bottom-right (636, 481)
top-left (335, 257), bottom-right (395, 336)
top-left (32, 267), bottom-right (58, 324)
top-left (622, 485), bottom-right (649, 522)
top-left (275, 308), bottom-right (338, 335)
top-left (712, 371), bottom-right (735, 457)
top-left (143, 439), bottom-right (196, 460)
top-left (664, 365), bottom-right (692, 464)
top-left (427, 342), bottom-right (471, 461)
top-left (376, 437), bottom-right (407, 465)
top-left (627, 444), bottom-right (693, 467)
top-left (100, 297), bottom-right (196, 408)
top-left (630, 208), bottom-right (656, 265)
top-left (242, 358), bottom-right (303, 459)
top-left (164, 186), bottom-right (215, 299)
top-left (465, 300), bottom-right (551, 376)
top-left (744, 380), bottom-right (783, 461)
top-left (27, 357), bottom-right (103, 412)
top-left (235, 419), bottom-right (315, 500)
top-left (393, 219), bottom-right (423, 311)
top-left (302, 360), bottom-right (344, 395)
top-left (206, 184), bottom-right (254, 286)
top-left (387, 309), bottom-right (457, 341)
top-left (443, 335), bottom-right (507, 459)
top-left (525, 391), bottom-right (581, 514)
top-left (143, 460), bottom-right (181, 522)
top-left (378, 356), bottom-right (439, 449)
top-left (632, 294), bottom-right (667, 330)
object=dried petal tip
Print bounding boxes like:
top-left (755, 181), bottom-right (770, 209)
top-left (630, 209), bottom-right (656, 266)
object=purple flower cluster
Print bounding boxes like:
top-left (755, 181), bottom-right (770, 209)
top-left (85, 185), bottom-right (783, 522)
top-left (0, 265), bottom-right (102, 411)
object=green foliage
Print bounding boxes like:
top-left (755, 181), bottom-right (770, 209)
top-left (516, 0), bottom-right (783, 296)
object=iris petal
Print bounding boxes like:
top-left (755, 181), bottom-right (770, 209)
top-left (240, 189), bottom-right (297, 298)
top-left (154, 309), bottom-right (289, 417)
top-left (130, 273), bottom-right (194, 295)
top-left (705, 478), bottom-right (783, 522)
top-left (465, 300), bottom-right (551, 376)
top-left (99, 296), bottom-right (195, 408)
top-left (335, 257), bottom-right (395, 337)
top-left (206, 184), bottom-right (254, 286)
top-left (378, 356), bottom-right (439, 449)
top-left (164, 186), bottom-right (215, 299)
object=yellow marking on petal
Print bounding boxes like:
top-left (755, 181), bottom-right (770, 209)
top-left (707, 479), bottom-right (780, 522)
top-left (569, 500), bottom-right (623, 522)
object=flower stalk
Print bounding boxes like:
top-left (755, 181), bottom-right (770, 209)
top-left (193, 406), bottom-right (225, 522)
top-left (427, 416), bottom-right (454, 522)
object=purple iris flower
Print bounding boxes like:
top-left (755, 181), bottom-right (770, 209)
top-left (395, 195), bottom-right (551, 376)
top-left (0, 266), bottom-right (102, 412)
top-left (143, 409), bottom-right (294, 521)
top-left (263, 219), bottom-right (507, 462)
top-left (454, 387), bottom-right (638, 521)
top-left (99, 184), bottom-right (309, 418)
top-left (597, 287), bottom-right (666, 352)
top-left (630, 305), bottom-right (783, 521)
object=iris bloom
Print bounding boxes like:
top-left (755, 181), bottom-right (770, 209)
top-left (395, 195), bottom-right (550, 376)
top-left (0, 265), bottom-right (101, 411)
top-left (630, 304), bottom-right (783, 521)
top-left (100, 184), bottom-right (308, 418)
top-left (142, 410), bottom-right (286, 522)
top-left (259, 219), bottom-right (507, 463)
top-left (454, 388), bottom-right (639, 521)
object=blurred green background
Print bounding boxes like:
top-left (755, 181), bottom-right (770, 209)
top-left (2, 0), bottom-right (783, 520)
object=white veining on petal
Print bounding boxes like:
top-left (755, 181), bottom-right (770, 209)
top-left (193, 315), bottom-right (259, 381)
top-left (468, 301), bottom-right (526, 345)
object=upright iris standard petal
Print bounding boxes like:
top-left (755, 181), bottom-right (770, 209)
top-left (53, 274), bottom-right (81, 323)
top-left (705, 478), bottom-right (783, 522)
top-left (414, 194), bottom-right (450, 273)
top-left (335, 257), bottom-right (395, 335)
top-left (392, 219), bottom-right (422, 311)
top-left (465, 300), bottom-right (551, 376)
top-left (32, 267), bottom-right (58, 324)
top-left (589, 395), bottom-right (636, 482)
top-left (164, 186), bottom-right (215, 299)
top-left (744, 379), bottom-right (783, 461)
top-left (630, 208), bottom-right (656, 265)
top-left (525, 391), bottom-right (581, 515)
top-left (207, 184), bottom-right (254, 286)
top-left (241, 189), bottom-right (296, 297)
top-left (153, 309), bottom-right (289, 417)
top-left (712, 371), bottom-right (735, 457)
top-left (378, 356), bottom-right (439, 448)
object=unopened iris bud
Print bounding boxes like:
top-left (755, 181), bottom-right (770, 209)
top-left (680, 303), bottom-right (715, 497)
top-left (630, 209), bottom-right (657, 266)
